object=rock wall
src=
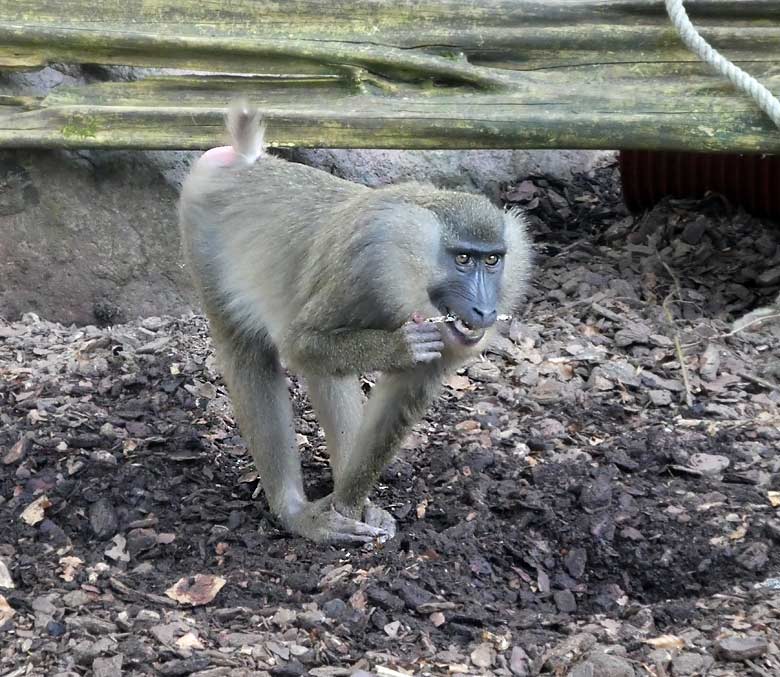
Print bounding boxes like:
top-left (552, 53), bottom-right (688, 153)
top-left (0, 148), bottom-right (197, 325)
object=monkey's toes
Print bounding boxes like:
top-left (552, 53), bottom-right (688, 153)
top-left (322, 511), bottom-right (390, 544)
top-left (291, 497), bottom-right (391, 544)
top-left (364, 503), bottom-right (397, 542)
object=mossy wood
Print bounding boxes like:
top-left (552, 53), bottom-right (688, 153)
top-left (1, 0), bottom-right (779, 151)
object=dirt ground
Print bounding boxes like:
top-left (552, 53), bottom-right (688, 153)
top-left (2, 162), bottom-right (780, 677)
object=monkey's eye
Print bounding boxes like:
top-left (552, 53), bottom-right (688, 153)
top-left (455, 253), bottom-right (472, 266)
top-left (485, 254), bottom-right (501, 267)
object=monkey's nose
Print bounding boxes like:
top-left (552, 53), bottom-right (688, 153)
top-left (471, 306), bottom-right (497, 328)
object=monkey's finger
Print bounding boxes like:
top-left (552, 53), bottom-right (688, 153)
top-left (414, 351), bottom-right (443, 363)
top-left (404, 321), bottom-right (441, 332)
top-left (404, 324), bottom-right (443, 340)
top-left (414, 340), bottom-right (445, 351)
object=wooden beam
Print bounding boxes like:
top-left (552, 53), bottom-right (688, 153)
top-left (1, 1), bottom-right (779, 150)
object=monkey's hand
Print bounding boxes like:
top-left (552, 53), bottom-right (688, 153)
top-left (283, 495), bottom-right (392, 544)
top-left (397, 318), bottom-right (445, 366)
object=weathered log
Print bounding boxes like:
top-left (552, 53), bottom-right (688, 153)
top-left (0, 0), bottom-right (779, 150)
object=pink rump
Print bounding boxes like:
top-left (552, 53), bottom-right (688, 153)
top-left (199, 146), bottom-right (238, 168)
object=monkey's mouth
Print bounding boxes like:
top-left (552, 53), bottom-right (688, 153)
top-left (447, 316), bottom-right (485, 346)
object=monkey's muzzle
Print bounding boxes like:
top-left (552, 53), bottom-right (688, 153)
top-left (447, 316), bottom-right (486, 346)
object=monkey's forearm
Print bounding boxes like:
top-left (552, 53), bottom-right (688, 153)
top-left (334, 368), bottom-right (442, 512)
top-left (288, 328), bottom-right (414, 375)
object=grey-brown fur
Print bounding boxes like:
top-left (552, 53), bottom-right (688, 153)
top-left (178, 101), bottom-right (531, 543)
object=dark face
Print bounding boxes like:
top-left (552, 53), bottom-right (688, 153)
top-left (429, 241), bottom-right (506, 346)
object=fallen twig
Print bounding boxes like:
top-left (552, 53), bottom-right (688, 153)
top-left (109, 576), bottom-right (178, 608)
top-left (738, 371), bottom-right (780, 394)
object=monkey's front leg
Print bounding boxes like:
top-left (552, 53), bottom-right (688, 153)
top-left (217, 337), bottom-right (386, 544)
top-left (333, 365), bottom-right (444, 526)
top-left (306, 374), bottom-right (396, 538)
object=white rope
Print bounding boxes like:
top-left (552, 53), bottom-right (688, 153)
top-left (665, 0), bottom-right (780, 129)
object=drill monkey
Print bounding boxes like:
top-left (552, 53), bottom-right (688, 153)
top-left (179, 102), bottom-right (531, 543)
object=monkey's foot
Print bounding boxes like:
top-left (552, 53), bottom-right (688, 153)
top-left (363, 501), bottom-right (397, 542)
top-left (284, 495), bottom-right (391, 544)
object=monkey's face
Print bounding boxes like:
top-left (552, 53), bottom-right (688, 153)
top-left (428, 243), bottom-right (506, 348)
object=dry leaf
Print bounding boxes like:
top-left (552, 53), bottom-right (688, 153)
top-left (59, 556), bottom-right (84, 582)
top-left (455, 419), bottom-right (480, 433)
top-left (416, 499), bottom-right (428, 519)
top-left (482, 630), bottom-right (511, 652)
top-left (444, 374), bottom-right (472, 391)
top-left (768, 491), bottom-right (780, 508)
top-left (20, 495), bottom-right (51, 526)
top-left (238, 470), bottom-right (258, 484)
top-left (176, 631), bottom-right (204, 652)
top-left (3, 437), bottom-right (29, 465)
top-left (644, 634), bottom-right (685, 650)
top-left (0, 560), bottom-right (13, 589)
top-left (318, 564), bottom-right (352, 588)
top-left (105, 534), bottom-right (130, 563)
top-left (383, 620), bottom-right (401, 638)
top-left (401, 431), bottom-right (428, 451)
top-left (0, 595), bottom-right (14, 625)
top-left (349, 589), bottom-right (367, 610)
top-left (166, 574), bottom-right (226, 606)
top-left (470, 642), bottom-right (495, 669)
top-left (728, 524), bottom-right (748, 541)
top-left (376, 667), bottom-right (414, 677)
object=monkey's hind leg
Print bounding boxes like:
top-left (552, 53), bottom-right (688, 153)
top-left (306, 376), bottom-right (397, 538)
top-left (305, 375), bottom-right (363, 481)
top-left (217, 332), bottom-right (304, 517)
top-left (217, 332), bottom-right (387, 543)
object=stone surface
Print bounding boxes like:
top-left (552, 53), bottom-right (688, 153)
top-left (554, 589), bottom-right (577, 613)
top-left (0, 148), bottom-right (195, 324)
top-left (714, 635), bottom-right (768, 661)
top-left (670, 652), bottom-right (713, 676)
top-left (688, 453), bottom-right (730, 476)
top-left (92, 654), bottom-right (123, 677)
top-left (570, 651), bottom-right (635, 677)
top-left (291, 147), bottom-right (615, 201)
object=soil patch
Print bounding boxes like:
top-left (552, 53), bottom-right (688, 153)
top-left (2, 163), bottom-right (780, 676)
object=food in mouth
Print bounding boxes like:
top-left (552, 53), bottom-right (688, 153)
top-left (448, 316), bottom-right (485, 345)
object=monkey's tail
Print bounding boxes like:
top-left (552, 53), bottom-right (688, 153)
top-left (226, 98), bottom-right (266, 165)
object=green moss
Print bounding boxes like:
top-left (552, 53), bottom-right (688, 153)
top-left (61, 115), bottom-right (99, 140)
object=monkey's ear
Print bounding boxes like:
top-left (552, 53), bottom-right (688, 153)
top-left (502, 205), bottom-right (533, 283)
top-left (504, 205), bottom-right (529, 230)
